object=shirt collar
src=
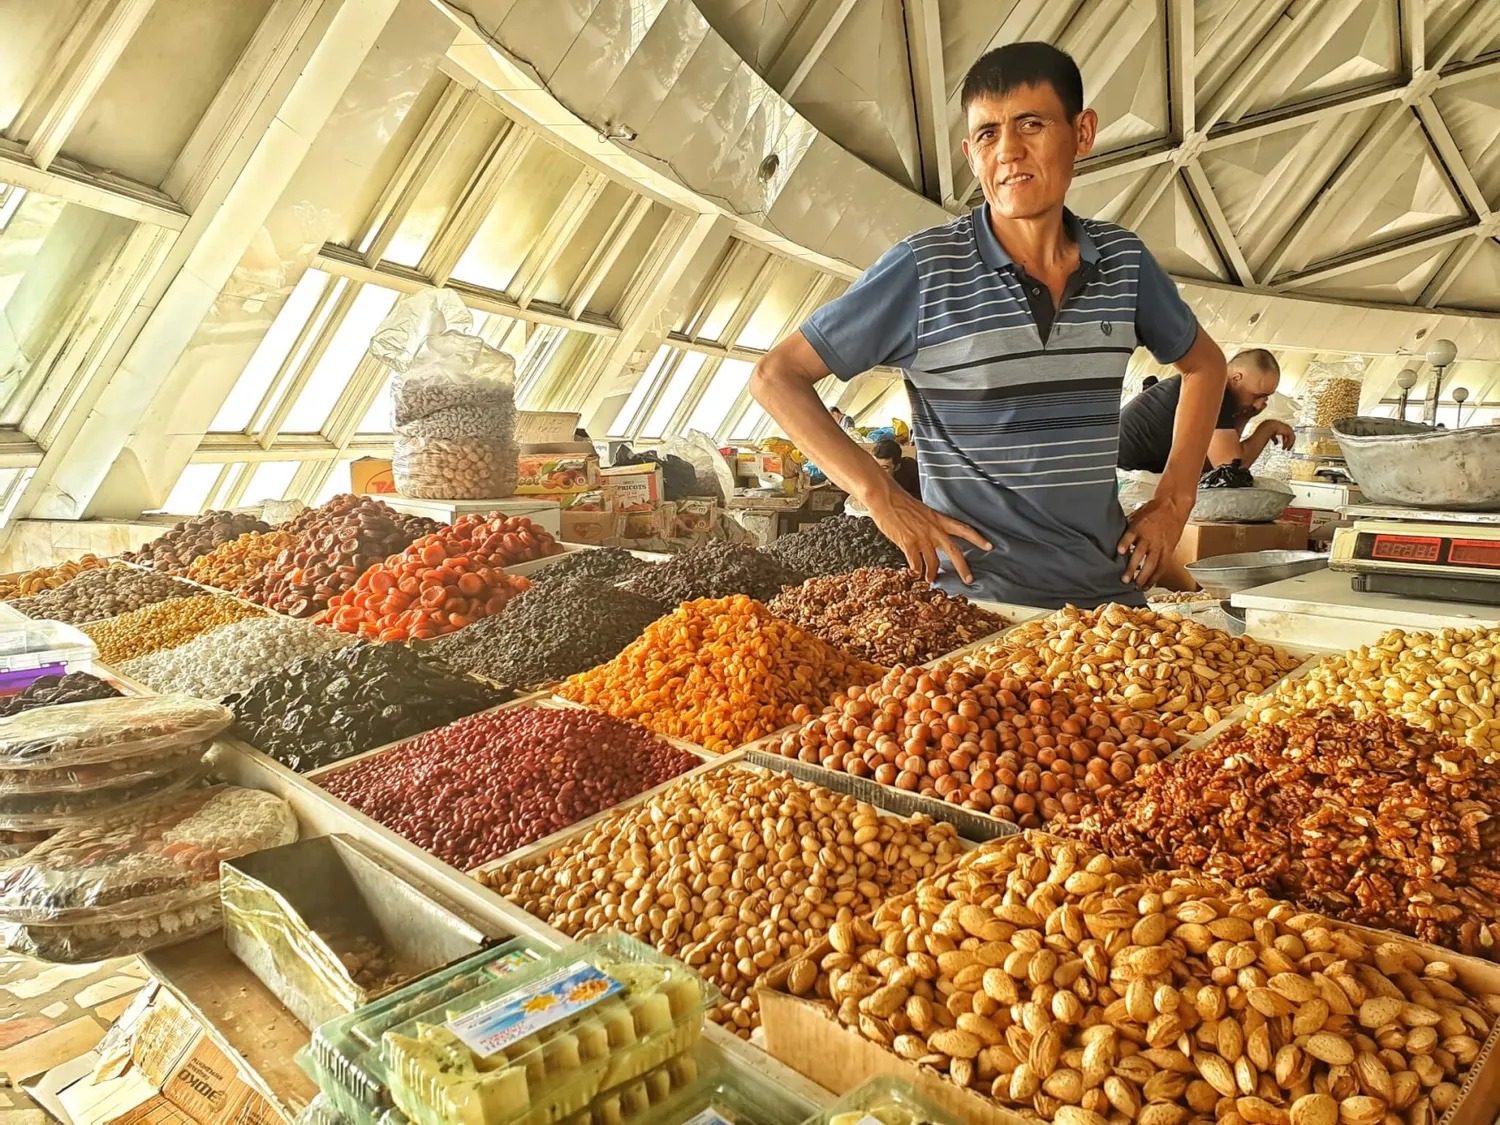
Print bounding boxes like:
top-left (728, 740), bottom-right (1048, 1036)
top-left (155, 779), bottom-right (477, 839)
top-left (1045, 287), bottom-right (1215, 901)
top-left (971, 202), bottom-right (1100, 273)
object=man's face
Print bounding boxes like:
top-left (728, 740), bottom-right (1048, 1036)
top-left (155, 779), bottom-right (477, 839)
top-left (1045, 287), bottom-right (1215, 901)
top-left (1228, 367), bottom-right (1279, 415)
top-left (962, 83), bottom-right (1097, 221)
top-left (876, 457), bottom-right (897, 475)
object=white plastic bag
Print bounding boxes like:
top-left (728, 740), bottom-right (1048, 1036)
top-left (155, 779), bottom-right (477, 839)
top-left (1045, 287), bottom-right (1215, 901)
top-left (1117, 469), bottom-right (1160, 516)
top-left (369, 289), bottom-right (518, 499)
top-left (1297, 358), bottom-right (1366, 428)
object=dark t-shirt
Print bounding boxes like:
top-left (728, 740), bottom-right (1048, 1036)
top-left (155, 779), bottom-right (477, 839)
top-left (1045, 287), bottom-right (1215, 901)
top-left (891, 456), bottom-right (920, 499)
top-left (1118, 375), bottom-right (1238, 473)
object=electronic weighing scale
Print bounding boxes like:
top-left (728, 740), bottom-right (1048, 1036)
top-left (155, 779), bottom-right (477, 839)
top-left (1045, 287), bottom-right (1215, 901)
top-left (1330, 503), bottom-right (1500, 606)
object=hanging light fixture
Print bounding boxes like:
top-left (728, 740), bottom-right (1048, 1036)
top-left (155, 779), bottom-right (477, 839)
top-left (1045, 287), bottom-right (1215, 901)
top-left (1422, 339), bottom-right (1458, 425)
top-left (1395, 366), bottom-right (1420, 421)
top-left (1452, 386), bottom-right (1469, 429)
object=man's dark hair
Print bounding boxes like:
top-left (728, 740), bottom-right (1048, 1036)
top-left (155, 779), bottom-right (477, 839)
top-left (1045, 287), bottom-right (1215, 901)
top-left (1231, 347), bottom-right (1280, 375)
top-left (1141, 375), bottom-right (1159, 389)
top-left (872, 438), bottom-right (903, 462)
top-left (960, 42), bottom-right (1084, 120)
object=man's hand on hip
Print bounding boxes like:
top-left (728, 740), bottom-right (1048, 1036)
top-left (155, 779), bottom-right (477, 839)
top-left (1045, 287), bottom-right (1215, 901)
top-left (1117, 493), bottom-right (1190, 588)
top-left (867, 487), bottom-right (991, 585)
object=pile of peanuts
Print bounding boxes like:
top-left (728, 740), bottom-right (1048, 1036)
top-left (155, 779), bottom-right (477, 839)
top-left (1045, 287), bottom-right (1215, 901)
top-left (975, 605), bottom-right (1302, 740)
top-left (81, 595), bottom-right (266, 664)
top-left (0, 556), bottom-right (110, 600)
top-left (774, 664), bottom-right (1173, 826)
top-left (558, 595), bottom-right (884, 754)
top-left (483, 767), bottom-right (962, 1035)
top-left (1245, 626), bottom-right (1500, 760)
top-left (177, 530), bottom-right (296, 592)
top-left (771, 831), bottom-right (1499, 1125)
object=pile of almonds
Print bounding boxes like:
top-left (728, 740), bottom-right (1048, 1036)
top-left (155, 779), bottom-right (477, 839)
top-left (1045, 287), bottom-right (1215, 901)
top-left (976, 605), bottom-right (1302, 742)
top-left (770, 832), bottom-right (1499, 1125)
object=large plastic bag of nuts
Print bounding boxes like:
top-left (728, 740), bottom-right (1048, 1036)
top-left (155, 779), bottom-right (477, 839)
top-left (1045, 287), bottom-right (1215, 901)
top-left (1296, 356), bottom-right (1366, 429)
top-left (370, 289), bottom-right (519, 500)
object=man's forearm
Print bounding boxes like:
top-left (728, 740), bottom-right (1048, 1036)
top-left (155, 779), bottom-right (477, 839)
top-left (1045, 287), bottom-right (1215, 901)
top-left (1237, 425), bottom-right (1275, 466)
top-left (750, 358), bottom-right (894, 508)
top-left (1159, 331), bottom-right (1229, 504)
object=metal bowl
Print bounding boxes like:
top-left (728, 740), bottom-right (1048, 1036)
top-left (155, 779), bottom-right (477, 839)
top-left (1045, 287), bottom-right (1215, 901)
top-left (1185, 549), bottom-right (1328, 598)
top-left (1334, 417), bottom-right (1500, 510)
top-left (1190, 483), bottom-right (1293, 524)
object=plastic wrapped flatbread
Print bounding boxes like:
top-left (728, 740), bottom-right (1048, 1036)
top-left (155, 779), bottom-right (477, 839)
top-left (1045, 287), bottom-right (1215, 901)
top-left (0, 694), bottom-right (230, 772)
top-left (0, 766), bottom-right (202, 831)
top-left (0, 785), bottom-right (297, 924)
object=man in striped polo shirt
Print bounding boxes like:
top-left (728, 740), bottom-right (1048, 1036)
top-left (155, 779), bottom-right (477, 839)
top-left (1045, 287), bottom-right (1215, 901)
top-left (750, 42), bottom-right (1228, 608)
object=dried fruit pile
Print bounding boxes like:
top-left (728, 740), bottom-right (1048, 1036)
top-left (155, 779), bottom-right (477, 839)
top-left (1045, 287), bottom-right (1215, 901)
top-left (774, 664), bottom-right (1172, 826)
top-left (11, 567), bottom-right (200, 625)
top-left (485, 768), bottom-right (962, 1035)
top-left (975, 604), bottom-right (1302, 741)
top-left (246, 495), bottom-right (439, 618)
top-left (1067, 709), bottom-right (1500, 956)
top-left (764, 514), bottom-right (906, 577)
top-left (1246, 626), bottom-right (1500, 760)
top-left (123, 510), bottom-right (270, 571)
top-left (312, 513), bottom-right (553, 641)
top-left (120, 615), bottom-right (356, 699)
top-left (619, 542), bottom-right (807, 606)
top-left (178, 530), bottom-right (296, 592)
top-left (769, 567), bottom-right (1005, 664)
top-left (81, 595), bottom-right (266, 664)
top-left (228, 643), bottom-right (509, 772)
top-left (521, 545), bottom-right (651, 593)
top-left (558, 595), bottom-right (883, 753)
top-left (0, 673), bottom-right (120, 718)
top-left (318, 707), bottom-right (700, 870)
top-left (0, 556), bottom-right (110, 600)
top-left (430, 576), bottom-right (665, 691)
top-left (770, 831), bottom-right (1499, 1124)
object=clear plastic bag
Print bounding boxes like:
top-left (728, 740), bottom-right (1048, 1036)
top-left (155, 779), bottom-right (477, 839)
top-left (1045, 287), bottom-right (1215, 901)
top-left (0, 765), bottom-right (202, 831)
top-left (0, 694), bottom-right (231, 772)
top-left (371, 290), bottom-right (519, 500)
top-left (1297, 358), bottom-right (1366, 428)
top-left (390, 436), bottom-right (519, 500)
top-left (0, 785), bottom-right (297, 923)
top-left (0, 893), bottom-right (223, 963)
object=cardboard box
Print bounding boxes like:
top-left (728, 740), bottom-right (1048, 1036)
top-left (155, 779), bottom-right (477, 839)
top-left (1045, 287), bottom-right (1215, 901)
top-left (515, 411), bottom-right (581, 444)
top-left (560, 509), bottom-right (622, 545)
top-left (161, 1037), bottom-right (237, 1123)
top-left (674, 498), bottom-right (717, 537)
top-left (1174, 519), bottom-right (1308, 569)
top-left (600, 464), bottom-right (665, 512)
top-left (514, 451), bottom-right (598, 495)
top-left (619, 503), bottom-right (676, 540)
top-left (349, 457), bottom-right (395, 496)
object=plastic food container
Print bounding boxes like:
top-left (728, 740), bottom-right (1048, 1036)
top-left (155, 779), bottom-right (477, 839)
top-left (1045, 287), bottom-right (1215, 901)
top-left (0, 617), bottom-right (98, 695)
top-left (809, 1077), bottom-right (961, 1125)
top-left (302, 940), bottom-right (544, 1125)
top-left (377, 933), bottom-right (719, 1125)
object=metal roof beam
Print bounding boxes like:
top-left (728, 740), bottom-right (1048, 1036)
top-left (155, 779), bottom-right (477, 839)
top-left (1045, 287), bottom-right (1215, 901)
top-left (0, 141), bottom-right (188, 230)
top-left (904, 0), bottom-right (955, 207)
top-left (1399, 0), bottom-right (1425, 74)
top-left (1183, 159), bottom-right (1255, 286)
top-left (1260, 101), bottom-right (1415, 282)
top-left (8, 0), bottom-right (157, 172)
top-left (1420, 234), bottom-right (1495, 307)
top-left (1167, 0), bottom-right (1195, 138)
top-left (766, 0), bottom-right (859, 101)
top-left (1276, 223), bottom-right (1480, 289)
top-left (1413, 97), bottom-right (1493, 221)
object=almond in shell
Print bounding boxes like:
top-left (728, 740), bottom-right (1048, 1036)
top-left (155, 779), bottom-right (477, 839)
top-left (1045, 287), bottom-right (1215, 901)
top-left (1289, 1093), bottom-right (1338, 1125)
top-left (1305, 1033), bottom-right (1355, 1066)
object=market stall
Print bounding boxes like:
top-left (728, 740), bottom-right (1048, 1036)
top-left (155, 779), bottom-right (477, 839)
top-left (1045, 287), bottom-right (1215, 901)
top-left (4, 490), bottom-right (1500, 1125)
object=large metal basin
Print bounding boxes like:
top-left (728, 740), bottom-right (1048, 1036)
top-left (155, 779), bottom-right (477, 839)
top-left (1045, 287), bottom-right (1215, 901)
top-left (1334, 417), bottom-right (1500, 510)
top-left (1186, 550), bottom-right (1327, 598)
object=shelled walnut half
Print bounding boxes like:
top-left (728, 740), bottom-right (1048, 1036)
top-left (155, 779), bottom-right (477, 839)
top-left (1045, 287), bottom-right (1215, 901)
top-left (769, 832), bottom-right (1500, 1125)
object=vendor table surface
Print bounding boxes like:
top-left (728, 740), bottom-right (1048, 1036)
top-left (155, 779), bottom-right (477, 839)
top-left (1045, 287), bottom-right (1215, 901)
top-left (1232, 566), bottom-right (1500, 648)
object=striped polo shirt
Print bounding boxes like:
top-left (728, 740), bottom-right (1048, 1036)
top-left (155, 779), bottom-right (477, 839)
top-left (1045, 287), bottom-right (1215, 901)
top-left (802, 204), bottom-right (1199, 608)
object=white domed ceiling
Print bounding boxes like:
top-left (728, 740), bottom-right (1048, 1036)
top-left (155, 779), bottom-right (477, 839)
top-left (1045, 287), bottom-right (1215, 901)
top-left (694, 0), bottom-right (1500, 311)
